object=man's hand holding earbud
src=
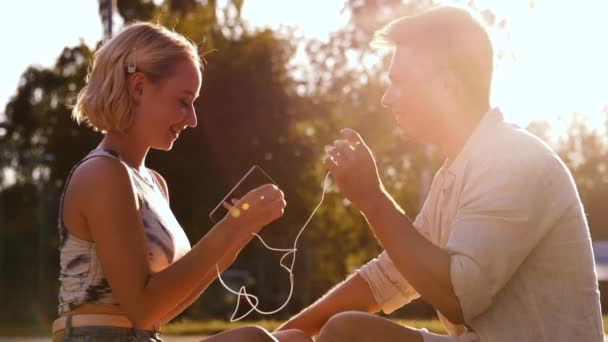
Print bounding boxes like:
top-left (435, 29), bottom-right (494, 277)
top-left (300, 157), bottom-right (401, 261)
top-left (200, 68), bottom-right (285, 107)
top-left (324, 128), bottom-right (385, 213)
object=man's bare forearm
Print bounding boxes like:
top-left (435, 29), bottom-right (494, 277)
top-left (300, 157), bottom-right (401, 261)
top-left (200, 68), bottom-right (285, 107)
top-left (277, 273), bottom-right (379, 336)
top-left (361, 189), bottom-right (464, 324)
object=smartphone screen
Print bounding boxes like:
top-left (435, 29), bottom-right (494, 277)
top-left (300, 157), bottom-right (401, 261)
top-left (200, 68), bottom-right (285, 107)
top-left (209, 165), bottom-right (278, 223)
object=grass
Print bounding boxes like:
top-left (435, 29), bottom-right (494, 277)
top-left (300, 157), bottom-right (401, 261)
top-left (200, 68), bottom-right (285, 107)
top-left (0, 323), bottom-right (51, 336)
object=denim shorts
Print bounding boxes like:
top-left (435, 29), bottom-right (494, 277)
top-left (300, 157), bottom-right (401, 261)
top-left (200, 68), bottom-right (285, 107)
top-left (52, 316), bottom-right (163, 342)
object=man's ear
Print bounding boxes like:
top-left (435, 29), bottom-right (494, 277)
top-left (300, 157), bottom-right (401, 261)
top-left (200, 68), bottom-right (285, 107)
top-left (440, 69), bottom-right (462, 103)
top-left (128, 72), bottom-right (146, 105)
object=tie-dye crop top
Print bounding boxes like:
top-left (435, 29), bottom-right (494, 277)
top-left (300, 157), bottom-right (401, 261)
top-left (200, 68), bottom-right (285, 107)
top-left (57, 148), bottom-right (191, 315)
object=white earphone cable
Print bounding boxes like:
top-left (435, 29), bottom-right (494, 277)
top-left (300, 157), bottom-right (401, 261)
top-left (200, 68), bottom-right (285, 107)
top-left (215, 171), bottom-right (332, 321)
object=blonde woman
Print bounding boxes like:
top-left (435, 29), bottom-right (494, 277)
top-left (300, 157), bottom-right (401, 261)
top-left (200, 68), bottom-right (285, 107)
top-left (53, 22), bottom-right (310, 342)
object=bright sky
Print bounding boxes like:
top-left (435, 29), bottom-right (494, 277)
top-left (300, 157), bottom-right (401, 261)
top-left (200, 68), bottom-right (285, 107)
top-left (469, 0), bottom-right (608, 136)
top-left (0, 0), bottom-right (606, 136)
top-left (0, 1), bottom-right (103, 117)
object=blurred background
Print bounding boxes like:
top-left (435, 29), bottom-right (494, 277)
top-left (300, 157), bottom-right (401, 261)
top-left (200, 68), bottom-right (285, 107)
top-left (0, 0), bottom-right (606, 334)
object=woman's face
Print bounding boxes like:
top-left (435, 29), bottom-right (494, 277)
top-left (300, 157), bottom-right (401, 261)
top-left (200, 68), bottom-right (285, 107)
top-left (131, 58), bottom-right (202, 151)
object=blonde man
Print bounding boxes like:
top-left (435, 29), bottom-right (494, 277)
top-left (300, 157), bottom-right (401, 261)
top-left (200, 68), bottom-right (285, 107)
top-left (277, 7), bottom-right (603, 342)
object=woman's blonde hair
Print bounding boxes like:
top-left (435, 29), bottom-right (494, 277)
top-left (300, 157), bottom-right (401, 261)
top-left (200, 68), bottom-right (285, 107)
top-left (72, 21), bottom-right (201, 133)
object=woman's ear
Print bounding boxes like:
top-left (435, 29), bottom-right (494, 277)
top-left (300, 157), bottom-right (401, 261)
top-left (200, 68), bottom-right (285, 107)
top-left (128, 72), bottom-right (146, 105)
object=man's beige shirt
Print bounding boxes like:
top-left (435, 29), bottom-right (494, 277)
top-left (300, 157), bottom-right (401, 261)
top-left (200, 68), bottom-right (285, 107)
top-left (358, 108), bottom-right (603, 341)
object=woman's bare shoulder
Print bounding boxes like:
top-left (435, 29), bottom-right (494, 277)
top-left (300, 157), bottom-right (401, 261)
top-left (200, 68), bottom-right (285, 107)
top-left (67, 156), bottom-right (137, 212)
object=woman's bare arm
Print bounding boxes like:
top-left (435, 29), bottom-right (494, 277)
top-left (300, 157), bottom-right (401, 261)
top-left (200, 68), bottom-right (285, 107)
top-left (73, 158), bottom-right (285, 328)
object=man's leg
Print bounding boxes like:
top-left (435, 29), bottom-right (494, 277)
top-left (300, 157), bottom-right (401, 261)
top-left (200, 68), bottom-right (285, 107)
top-left (201, 326), bottom-right (278, 342)
top-left (272, 329), bottom-right (313, 342)
top-left (316, 311), bottom-right (423, 342)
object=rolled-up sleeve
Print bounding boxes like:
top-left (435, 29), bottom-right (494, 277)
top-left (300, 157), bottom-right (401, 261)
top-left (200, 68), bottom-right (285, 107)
top-left (357, 212), bottom-right (434, 314)
top-left (357, 250), bottom-right (420, 314)
top-left (447, 158), bottom-right (553, 321)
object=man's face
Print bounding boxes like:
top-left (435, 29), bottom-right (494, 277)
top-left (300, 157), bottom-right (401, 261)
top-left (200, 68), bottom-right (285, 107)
top-left (381, 46), bottom-right (447, 144)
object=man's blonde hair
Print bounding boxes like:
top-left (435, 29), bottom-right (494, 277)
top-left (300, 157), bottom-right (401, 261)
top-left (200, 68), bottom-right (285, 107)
top-left (372, 6), bottom-right (494, 107)
top-left (72, 22), bottom-right (201, 133)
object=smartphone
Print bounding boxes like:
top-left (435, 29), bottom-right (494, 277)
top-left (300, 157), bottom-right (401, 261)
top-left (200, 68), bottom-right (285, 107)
top-left (209, 165), bottom-right (278, 223)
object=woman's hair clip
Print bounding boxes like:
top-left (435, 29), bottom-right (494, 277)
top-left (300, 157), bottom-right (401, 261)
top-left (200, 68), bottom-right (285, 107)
top-left (127, 48), bottom-right (137, 74)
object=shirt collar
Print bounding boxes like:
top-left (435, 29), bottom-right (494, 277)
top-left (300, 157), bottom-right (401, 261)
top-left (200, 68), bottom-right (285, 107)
top-left (445, 107), bottom-right (504, 177)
